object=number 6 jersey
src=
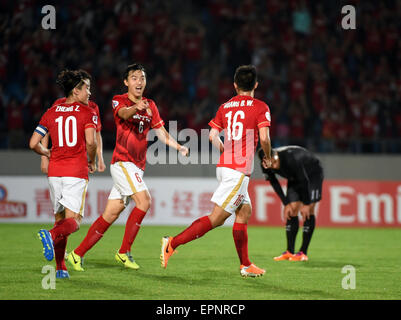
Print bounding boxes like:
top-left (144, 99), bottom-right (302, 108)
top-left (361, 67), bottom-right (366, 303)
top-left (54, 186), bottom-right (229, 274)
top-left (110, 93), bottom-right (164, 171)
top-left (208, 95), bottom-right (271, 176)
top-left (35, 101), bottom-right (97, 179)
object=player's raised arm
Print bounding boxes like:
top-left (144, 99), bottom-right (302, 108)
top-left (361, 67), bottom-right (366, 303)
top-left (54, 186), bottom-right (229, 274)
top-left (117, 99), bottom-right (148, 120)
top-left (154, 126), bottom-right (189, 156)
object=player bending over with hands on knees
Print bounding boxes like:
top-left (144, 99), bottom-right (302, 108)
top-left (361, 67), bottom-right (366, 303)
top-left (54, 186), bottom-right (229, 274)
top-left (258, 145), bottom-right (324, 261)
top-left (160, 65), bottom-right (272, 277)
top-left (67, 63), bottom-right (188, 272)
top-left (29, 69), bottom-right (97, 279)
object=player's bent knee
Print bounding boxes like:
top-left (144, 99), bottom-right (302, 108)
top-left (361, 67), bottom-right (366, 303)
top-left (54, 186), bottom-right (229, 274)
top-left (209, 206), bottom-right (230, 228)
top-left (132, 192), bottom-right (151, 212)
top-left (235, 205), bottom-right (252, 223)
top-left (138, 197), bottom-right (151, 212)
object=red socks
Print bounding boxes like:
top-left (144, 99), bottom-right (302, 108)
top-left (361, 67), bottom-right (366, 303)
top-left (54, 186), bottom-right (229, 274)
top-left (54, 235), bottom-right (67, 271)
top-left (75, 215), bottom-right (111, 257)
top-left (119, 207), bottom-right (147, 254)
top-left (171, 216), bottom-right (213, 250)
top-left (52, 220), bottom-right (68, 271)
top-left (232, 222), bottom-right (251, 266)
top-left (49, 218), bottom-right (78, 241)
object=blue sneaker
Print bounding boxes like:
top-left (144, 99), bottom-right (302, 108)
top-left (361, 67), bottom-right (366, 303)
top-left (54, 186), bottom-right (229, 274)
top-left (38, 229), bottom-right (54, 261)
top-left (56, 270), bottom-right (70, 279)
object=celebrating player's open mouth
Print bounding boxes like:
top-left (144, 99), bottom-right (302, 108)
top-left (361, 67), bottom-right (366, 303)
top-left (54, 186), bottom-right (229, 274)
top-left (134, 86), bottom-right (143, 95)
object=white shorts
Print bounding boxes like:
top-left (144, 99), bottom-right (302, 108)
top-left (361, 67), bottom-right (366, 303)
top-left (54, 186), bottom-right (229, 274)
top-left (211, 167), bottom-right (251, 215)
top-left (48, 177), bottom-right (88, 216)
top-left (108, 161), bottom-right (148, 206)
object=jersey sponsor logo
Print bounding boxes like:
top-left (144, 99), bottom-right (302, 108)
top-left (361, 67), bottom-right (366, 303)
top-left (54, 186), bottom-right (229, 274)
top-left (112, 100), bottom-right (119, 109)
top-left (132, 114), bottom-right (151, 122)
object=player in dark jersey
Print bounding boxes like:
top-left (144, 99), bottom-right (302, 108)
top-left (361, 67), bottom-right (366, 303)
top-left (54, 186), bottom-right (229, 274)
top-left (258, 145), bottom-right (324, 261)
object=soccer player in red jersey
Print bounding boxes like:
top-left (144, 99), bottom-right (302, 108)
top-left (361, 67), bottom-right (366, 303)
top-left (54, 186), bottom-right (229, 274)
top-left (160, 65), bottom-right (273, 277)
top-left (40, 70), bottom-right (106, 174)
top-left (68, 63), bottom-right (188, 271)
top-left (29, 70), bottom-right (98, 279)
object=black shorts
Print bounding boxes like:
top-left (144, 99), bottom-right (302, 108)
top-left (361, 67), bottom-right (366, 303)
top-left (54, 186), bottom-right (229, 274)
top-left (286, 171), bottom-right (323, 204)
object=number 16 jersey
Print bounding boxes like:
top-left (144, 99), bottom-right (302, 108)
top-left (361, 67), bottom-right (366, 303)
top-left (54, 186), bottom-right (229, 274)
top-left (36, 101), bottom-right (97, 179)
top-left (208, 95), bottom-right (271, 176)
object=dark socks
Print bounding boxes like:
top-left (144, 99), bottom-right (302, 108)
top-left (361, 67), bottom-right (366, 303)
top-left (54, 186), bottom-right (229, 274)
top-left (286, 216), bottom-right (299, 254)
top-left (299, 215), bottom-right (316, 255)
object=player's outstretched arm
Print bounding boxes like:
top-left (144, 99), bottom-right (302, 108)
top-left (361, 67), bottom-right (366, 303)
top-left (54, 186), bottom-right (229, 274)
top-left (209, 128), bottom-right (224, 153)
top-left (29, 132), bottom-right (50, 158)
top-left (155, 126), bottom-right (189, 156)
top-left (117, 100), bottom-right (148, 120)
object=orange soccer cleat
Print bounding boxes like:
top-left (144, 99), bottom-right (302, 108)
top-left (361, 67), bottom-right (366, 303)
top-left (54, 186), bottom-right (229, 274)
top-left (273, 250), bottom-right (294, 261)
top-left (240, 263), bottom-right (266, 278)
top-left (289, 251), bottom-right (309, 261)
top-left (160, 236), bottom-right (176, 269)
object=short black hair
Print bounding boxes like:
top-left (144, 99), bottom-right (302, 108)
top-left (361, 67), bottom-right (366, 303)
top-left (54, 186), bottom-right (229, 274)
top-left (124, 63), bottom-right (146, 80)
top-left (56, 69), bottom-right (85, 97)
top-left (234, 65), bottom-right (257, 91)
top-left (77, 69), bottom-right (92, 81)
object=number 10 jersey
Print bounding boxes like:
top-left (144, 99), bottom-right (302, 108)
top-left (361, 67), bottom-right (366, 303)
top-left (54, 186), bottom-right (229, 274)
top-left (36, 101), bottom-right (98, 179)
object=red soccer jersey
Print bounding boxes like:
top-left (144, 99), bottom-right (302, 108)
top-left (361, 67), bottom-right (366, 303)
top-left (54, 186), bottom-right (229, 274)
top-left (36, 102), bottom-right (98, 179)
top-left (209, 95), bottom-right (271, 175)
top-left (53, 98), bottom-right (102, 132)
top-left (110, 93), bottom-right (164, 170)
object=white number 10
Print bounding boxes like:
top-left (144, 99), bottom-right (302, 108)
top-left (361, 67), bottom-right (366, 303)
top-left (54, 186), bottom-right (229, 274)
top-left (55, 115), bottom-right (77, 147)
top-left (225, 110), bottom-right (245, 141)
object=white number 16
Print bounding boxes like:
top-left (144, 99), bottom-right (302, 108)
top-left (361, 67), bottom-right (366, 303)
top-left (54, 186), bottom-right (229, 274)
top-left (225, 110), bottom-right (244, 141)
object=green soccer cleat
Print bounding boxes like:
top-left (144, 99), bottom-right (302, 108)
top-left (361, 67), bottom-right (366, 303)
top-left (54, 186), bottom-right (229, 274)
top-left (115, 252), bottom-right (140, 270)
top-left (67, 250), bottom-right (84, 271)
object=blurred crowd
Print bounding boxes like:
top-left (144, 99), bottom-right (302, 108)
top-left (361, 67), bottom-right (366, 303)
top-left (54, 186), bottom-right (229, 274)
top-left (1, 0), bottom-right (401, 153)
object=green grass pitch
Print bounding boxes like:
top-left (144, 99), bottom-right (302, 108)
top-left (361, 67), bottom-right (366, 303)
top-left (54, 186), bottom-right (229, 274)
top-left (0, 223), bottom-right (400, 300)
